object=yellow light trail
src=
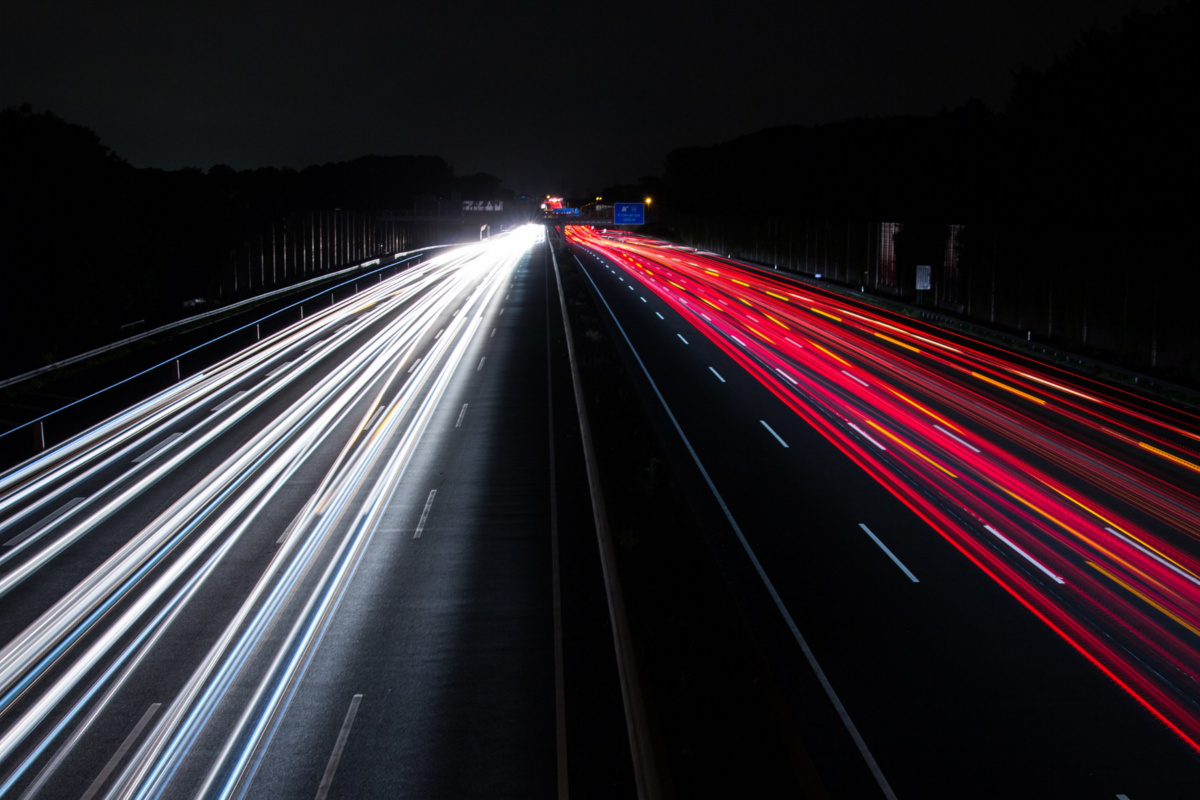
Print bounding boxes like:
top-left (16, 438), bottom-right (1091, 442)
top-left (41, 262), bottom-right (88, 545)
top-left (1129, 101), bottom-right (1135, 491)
top-left (865, 420), bottom-right (958, 478)
top-left (809, 307), bottom-right (842, 322)
top-left (874, 331), bottom-right (921, 354)
top-left (1087, 562), bottom-right (1200, 639)
top-left (971, 371), bottom-right (1048, 406)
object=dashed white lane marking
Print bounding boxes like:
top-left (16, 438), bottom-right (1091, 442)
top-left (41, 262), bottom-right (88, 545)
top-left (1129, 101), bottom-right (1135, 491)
top-left (456, 403), bottom-right (469, 428)
top-left (266, 361), bottom-right (294, 379)
top-left (5, 497), bottom-right (87, 548)
top-left (842, 370), bottom-right (870, 387)
top-left (677, 334), bottom-right (689, 345)
top-left (655, 312), bottom-right (664, 320)
top-left (848, 423), bottom-right (887, 451)
top-left (984, 524), bottom-right (1065, 584)
top-left (760, 420), bottom-right (789, 448)
top-left (314, 694), bottom-right (363, 800)
top-left (414, 490), bottom-right (437, 539)
top-left (709, 367), bottom-right (725, 383)
top-left (477, 357), bottom-right (486, 372)
top-left (132, 432), bottom-right (185, 464)
top-left (859, 524), bottom-right (919, 582)
top-left (407, 357), bottom-right (423, 374)
top-left (212, 390), bottom-right (249, 412)
top-left (935, 424), bottom-right (981, 453)
top-left (80, 703), bottom-right (161, 800)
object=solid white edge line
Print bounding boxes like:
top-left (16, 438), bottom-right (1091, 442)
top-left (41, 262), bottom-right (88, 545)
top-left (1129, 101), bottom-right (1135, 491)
top-left (760, 420), bottom-right (789, 448)
top-left (414, 489), bottom-right (437, 539)
top-left (571, 255), bottom-right (897, 799)
top-left (983, 524), bottom-right (1065, 584)
top-left (858, 524), bottom-right (919, 583)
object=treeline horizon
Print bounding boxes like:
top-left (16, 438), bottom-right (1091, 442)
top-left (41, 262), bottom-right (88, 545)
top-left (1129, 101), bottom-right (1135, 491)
top-left (603, 1), bottom-right (1194, 227)
top-left (0, 108), bottom-right (507, 377)
top-left (3, 0), bottom-right (1196, 380)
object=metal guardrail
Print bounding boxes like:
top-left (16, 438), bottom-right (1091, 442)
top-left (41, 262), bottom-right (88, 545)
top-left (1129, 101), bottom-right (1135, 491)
top-left (0, 244), bottom-right (462, 448)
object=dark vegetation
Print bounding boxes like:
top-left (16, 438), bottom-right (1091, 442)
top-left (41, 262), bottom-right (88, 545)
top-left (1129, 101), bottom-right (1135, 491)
top-left (634, 2), bottom-right (1200, 386)
top-left (0, 105), bottom-right (503, 379)
top-left (654, 1), bottom-right (1196, 225)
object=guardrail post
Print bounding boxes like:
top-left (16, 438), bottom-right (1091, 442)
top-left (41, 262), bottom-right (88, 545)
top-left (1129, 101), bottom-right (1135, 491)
top-left (174, 360), bottom-right (181, 382)
top-left (37, 420), bottom-right (45, 451)
top-left (256, 323), bottom-right (261, 341)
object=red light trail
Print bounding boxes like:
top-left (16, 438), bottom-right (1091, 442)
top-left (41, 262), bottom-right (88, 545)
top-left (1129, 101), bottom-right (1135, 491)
top-left (567, 225), bottom-right (1200, 753)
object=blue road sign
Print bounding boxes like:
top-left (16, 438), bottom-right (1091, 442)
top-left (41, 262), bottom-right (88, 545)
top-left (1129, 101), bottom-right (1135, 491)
top-left (614, 203), bottom-right (645, 225)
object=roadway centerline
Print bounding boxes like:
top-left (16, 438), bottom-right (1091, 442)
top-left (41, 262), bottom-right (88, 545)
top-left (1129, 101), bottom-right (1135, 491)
top-left (413, 489), bottom-right (437, 539)
top-left (858, 524), bottom-right (919, 583)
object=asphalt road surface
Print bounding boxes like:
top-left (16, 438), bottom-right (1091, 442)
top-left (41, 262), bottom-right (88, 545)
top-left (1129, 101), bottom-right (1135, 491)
top-left (0, 227), bottom-right (630, 799)
top-left (566, 226), bottom-right (1200, 799)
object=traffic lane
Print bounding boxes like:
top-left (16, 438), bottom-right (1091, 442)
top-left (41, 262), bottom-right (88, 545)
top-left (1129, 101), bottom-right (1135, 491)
top-left (573, 247), bottom-right (1200, 797)
top-left (0, 246), bottom-right (520, 796)
top-left (0, 267), bottom-right (488, 647)
top-left (249, 251), bottom-right (557, 798)
top-left (585, 234), bottom-right (1200, 750)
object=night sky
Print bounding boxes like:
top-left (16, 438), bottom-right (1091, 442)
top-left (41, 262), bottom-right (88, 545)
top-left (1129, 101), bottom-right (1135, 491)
top-left (1, 0), bottom-right (1175, 196)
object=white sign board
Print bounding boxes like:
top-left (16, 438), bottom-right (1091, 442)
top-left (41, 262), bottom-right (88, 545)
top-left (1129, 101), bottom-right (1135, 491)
top-left (916, 264), bottom-right (931, 291)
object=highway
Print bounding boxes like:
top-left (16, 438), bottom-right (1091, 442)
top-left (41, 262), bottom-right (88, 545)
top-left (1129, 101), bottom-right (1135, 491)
top-left (0, 226), bottom-right (603, 799)
top-left (565, 226), bottom-right (1200, 798)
